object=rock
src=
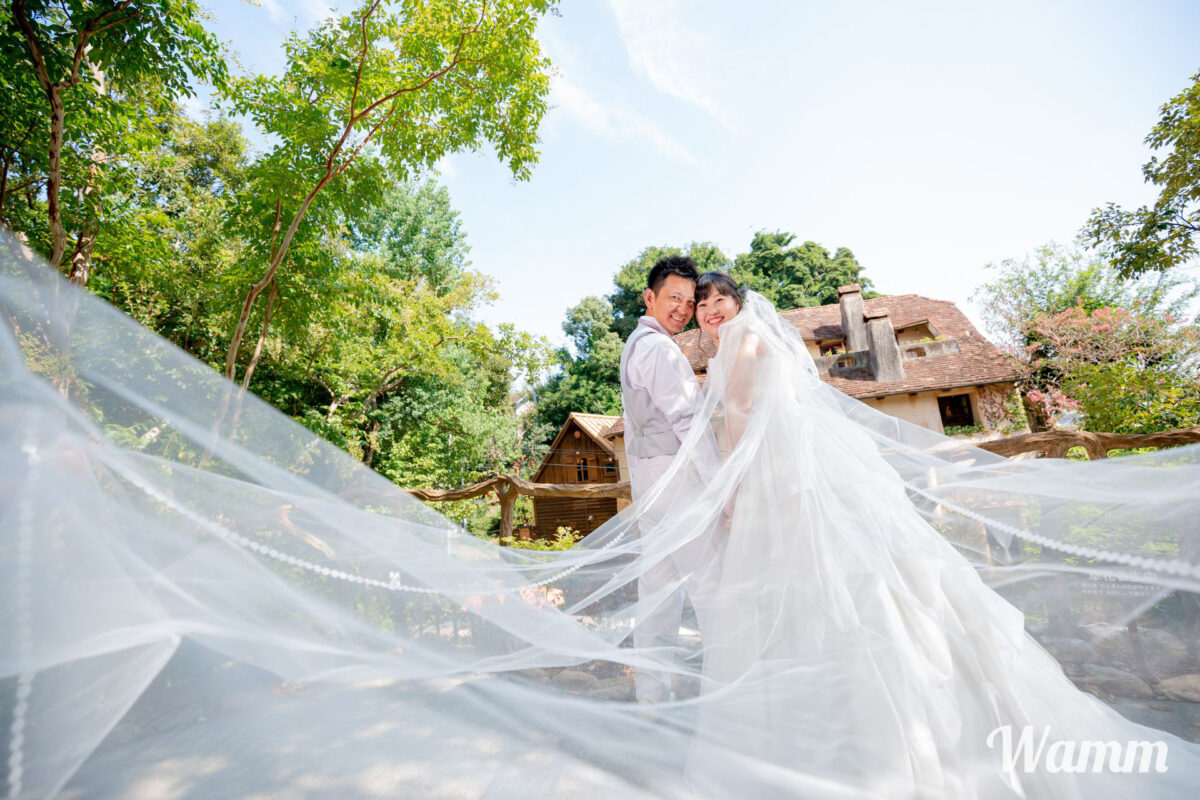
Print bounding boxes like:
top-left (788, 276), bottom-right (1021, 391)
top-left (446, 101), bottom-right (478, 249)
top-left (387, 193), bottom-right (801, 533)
top-left (1025, 622), bottom-right (1050, 639)
top-left (551, 669), bottom-right (598, 693)
top-left (1074, 664), bottom-right (1154, 699)
top-left (516, 668), bottom-right (551, 683)
top-left (591, 676), bottom-right (635, 701)
top-left (1159, 674), bottom-right (1200, 704)
top-left (1039, 637), bottom-right (1097, 665)
top-left (1082, 625), bottom-right (1190, 677)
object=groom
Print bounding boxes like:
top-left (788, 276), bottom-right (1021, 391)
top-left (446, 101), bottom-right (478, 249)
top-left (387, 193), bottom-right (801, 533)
top-left (619, 255), bottom-right (723, 704)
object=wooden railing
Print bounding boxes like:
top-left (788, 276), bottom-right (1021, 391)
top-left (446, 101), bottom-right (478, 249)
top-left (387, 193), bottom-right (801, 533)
top-left (409, 474), bottom-right (630, 540)
top-left (976, 427), bottom-right (1200, 460)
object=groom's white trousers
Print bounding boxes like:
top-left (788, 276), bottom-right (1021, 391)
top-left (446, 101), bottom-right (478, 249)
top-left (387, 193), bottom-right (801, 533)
top-left (629, 454), bottom-right (723, 703)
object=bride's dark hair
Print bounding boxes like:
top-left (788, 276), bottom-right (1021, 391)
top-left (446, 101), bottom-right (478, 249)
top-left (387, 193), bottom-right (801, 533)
top-left (695, 270), bottom-right (743, 307)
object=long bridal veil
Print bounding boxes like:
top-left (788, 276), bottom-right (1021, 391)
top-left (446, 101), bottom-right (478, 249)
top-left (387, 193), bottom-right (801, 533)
top-left (3, 232), bottom-right (1200, 799)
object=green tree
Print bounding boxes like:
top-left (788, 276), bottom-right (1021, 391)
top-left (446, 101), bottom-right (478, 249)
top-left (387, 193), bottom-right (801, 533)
top-left (972, 243), bottom-right (1196, 350)
top-left (2, 0), bottom-right (226, 278)
top-left (350, 180), bottom-right (469, 293)
top-left (531, 296), bottom-right (624, 438)
top-left (221, 0), bottom-right (557, 386)
top-left (89, 109), bottom-right (250, 365)
top-left (244, 176), bottom-right (552, 474)
top-left (731, 231), bottom-right (872, 310)
top-left (1083, 70), bottom-right (1200, 277)
top-left (973, 243), bottom-right (1200, 432)
top-left (1023, 303), bottom-right (1200, 433)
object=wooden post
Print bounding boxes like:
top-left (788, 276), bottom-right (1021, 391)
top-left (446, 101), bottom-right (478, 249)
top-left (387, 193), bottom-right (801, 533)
top-left (497, 480), bottom-right (515, 540)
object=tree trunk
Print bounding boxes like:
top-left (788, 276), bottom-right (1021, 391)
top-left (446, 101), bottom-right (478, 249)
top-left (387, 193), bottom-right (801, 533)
top-left (240, 280), bottom-right (279, 390)
top-left (362, 417), bottom-right (380, 467)
top-left (0, 149), bottom-right (9, 224)
top-left (44, 87), bottom-right (66, 270)
top-left (226, 178), bottom-right (329, 382)
top-left (497, 481), bottom-right (516, 540)
top-left (67, 220), bottom-right (99, 285)
top-left (67, 61), bottom-right (107, 286)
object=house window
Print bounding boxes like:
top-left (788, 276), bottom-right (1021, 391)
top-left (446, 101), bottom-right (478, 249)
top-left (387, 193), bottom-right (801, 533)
top-left (836, 356), bottom-right (856, 369)
top-left (605, 460), bottom-right (616, 476)
top-left (904, 346), bottom-right (926, 360)
top-left (576, 458), bottom-right (589, 482)
top-left (820, 340), bottom-right (846, 355)
top-left (937, 394), bottom-right (975, 429)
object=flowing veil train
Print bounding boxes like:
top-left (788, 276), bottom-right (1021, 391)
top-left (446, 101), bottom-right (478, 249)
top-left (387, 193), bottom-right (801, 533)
top-left (3, 232), bottom-right (1200, 799)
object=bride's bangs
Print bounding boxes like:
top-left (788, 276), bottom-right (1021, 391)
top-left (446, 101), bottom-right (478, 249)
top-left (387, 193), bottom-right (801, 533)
top-left (695, 271), bottom-right (743, 306)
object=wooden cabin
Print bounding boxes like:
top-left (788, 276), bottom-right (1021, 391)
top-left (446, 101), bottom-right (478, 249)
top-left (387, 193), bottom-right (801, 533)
top-left (531, 413), bottom-right (622, 537)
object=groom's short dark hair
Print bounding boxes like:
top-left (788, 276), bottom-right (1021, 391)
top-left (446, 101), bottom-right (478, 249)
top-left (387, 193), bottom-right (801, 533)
top-left (647, 255), bottom-right (699, 294)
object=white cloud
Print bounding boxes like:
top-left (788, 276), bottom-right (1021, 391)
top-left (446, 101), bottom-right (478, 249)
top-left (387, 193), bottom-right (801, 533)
top-left (294, 0), bottom-right (334, 26)
top-left (550, 72), bottom-right (698, 165)
top-left (253, 0), bottom-right (332, 29)
top-left (434, 154), bottom-right (459, 180)
top-left (256, 0), bottom-right (285, 25)
top-left (608, 0), bottom-right (729, 127)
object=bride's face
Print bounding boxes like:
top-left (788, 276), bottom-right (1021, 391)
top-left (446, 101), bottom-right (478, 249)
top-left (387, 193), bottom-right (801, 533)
top-left (697, 293), bottom-right (740, 339)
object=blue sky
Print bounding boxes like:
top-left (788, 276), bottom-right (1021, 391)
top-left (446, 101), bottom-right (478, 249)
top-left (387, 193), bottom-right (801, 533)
top-left (200, 0), bottom-right (1200, 347)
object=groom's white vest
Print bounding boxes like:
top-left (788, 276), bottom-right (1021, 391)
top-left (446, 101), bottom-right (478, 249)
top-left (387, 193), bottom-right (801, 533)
top-left (619, 322), bottom-right (690, 459)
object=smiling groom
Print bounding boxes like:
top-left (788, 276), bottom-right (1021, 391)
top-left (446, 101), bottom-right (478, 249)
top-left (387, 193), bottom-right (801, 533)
top-left (619, 255), bottom-right (723, 704)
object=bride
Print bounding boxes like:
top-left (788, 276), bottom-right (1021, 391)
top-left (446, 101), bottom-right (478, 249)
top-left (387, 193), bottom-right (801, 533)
top-left (3, 237), bottom-right (1200, 799)
top-left (686, 270), bottom-right (1200, 797)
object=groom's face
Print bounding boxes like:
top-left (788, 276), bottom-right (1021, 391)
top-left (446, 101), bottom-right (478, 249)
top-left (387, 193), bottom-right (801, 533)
top-left (644, 275), bottom-right (695, 335)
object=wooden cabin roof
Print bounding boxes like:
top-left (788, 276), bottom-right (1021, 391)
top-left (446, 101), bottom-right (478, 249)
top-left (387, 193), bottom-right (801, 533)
top-left (532, 413), bottom-right (621, 482)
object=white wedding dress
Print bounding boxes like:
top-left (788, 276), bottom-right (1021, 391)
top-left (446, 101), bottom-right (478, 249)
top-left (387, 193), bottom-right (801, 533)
top-left (3, 235), bottom-right (1200, 799)
top-left (689, 297), bottom-right (1200, 797)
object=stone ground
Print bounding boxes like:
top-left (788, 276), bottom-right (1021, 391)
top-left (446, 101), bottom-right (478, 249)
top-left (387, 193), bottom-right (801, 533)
top-left (51, 624), bottom-right (1200, 797)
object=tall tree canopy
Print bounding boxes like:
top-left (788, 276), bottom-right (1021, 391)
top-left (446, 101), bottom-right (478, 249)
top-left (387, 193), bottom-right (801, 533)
top-left (2, 2), bottom-right (559, 512)
top-left (1, 0), bottom-right (226, 280)
top-left (971, 243), bottom-right (1194, 350)
top-left (732, 231), bottom-right (872, 310)
top-left (1084, 70), bottom-right (1200, 277)
top-left (529, 296), bottom-right (624, 445)
top-left (222, 0), bottom-right (557, 386)
top-left (973, 243), bottom-right (1200, 432)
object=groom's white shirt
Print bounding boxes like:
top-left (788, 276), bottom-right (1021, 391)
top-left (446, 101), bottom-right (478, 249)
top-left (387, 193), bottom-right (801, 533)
top-left (620, 315), bottom-right (723, 703)
top-left (621, 315), bottom-right (718, 478)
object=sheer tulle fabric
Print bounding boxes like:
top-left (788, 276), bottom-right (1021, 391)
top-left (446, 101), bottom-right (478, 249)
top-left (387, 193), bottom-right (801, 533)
top-left (3, 234), bottom-right (1199, 799)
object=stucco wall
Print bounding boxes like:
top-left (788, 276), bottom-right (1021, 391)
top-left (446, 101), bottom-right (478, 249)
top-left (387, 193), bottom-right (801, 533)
top-left (895, 323), bottom-right (936, 344)
top-left (862, 388), bottom-right (988, 433)
top-left (863, 392), bottom-right (947, 431)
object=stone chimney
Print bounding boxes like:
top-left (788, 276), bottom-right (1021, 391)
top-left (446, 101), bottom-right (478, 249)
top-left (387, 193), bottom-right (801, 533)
top-left (864, 307), bottom-right (906, 383)
top-left (837, 284), bottom-right (868, 352)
